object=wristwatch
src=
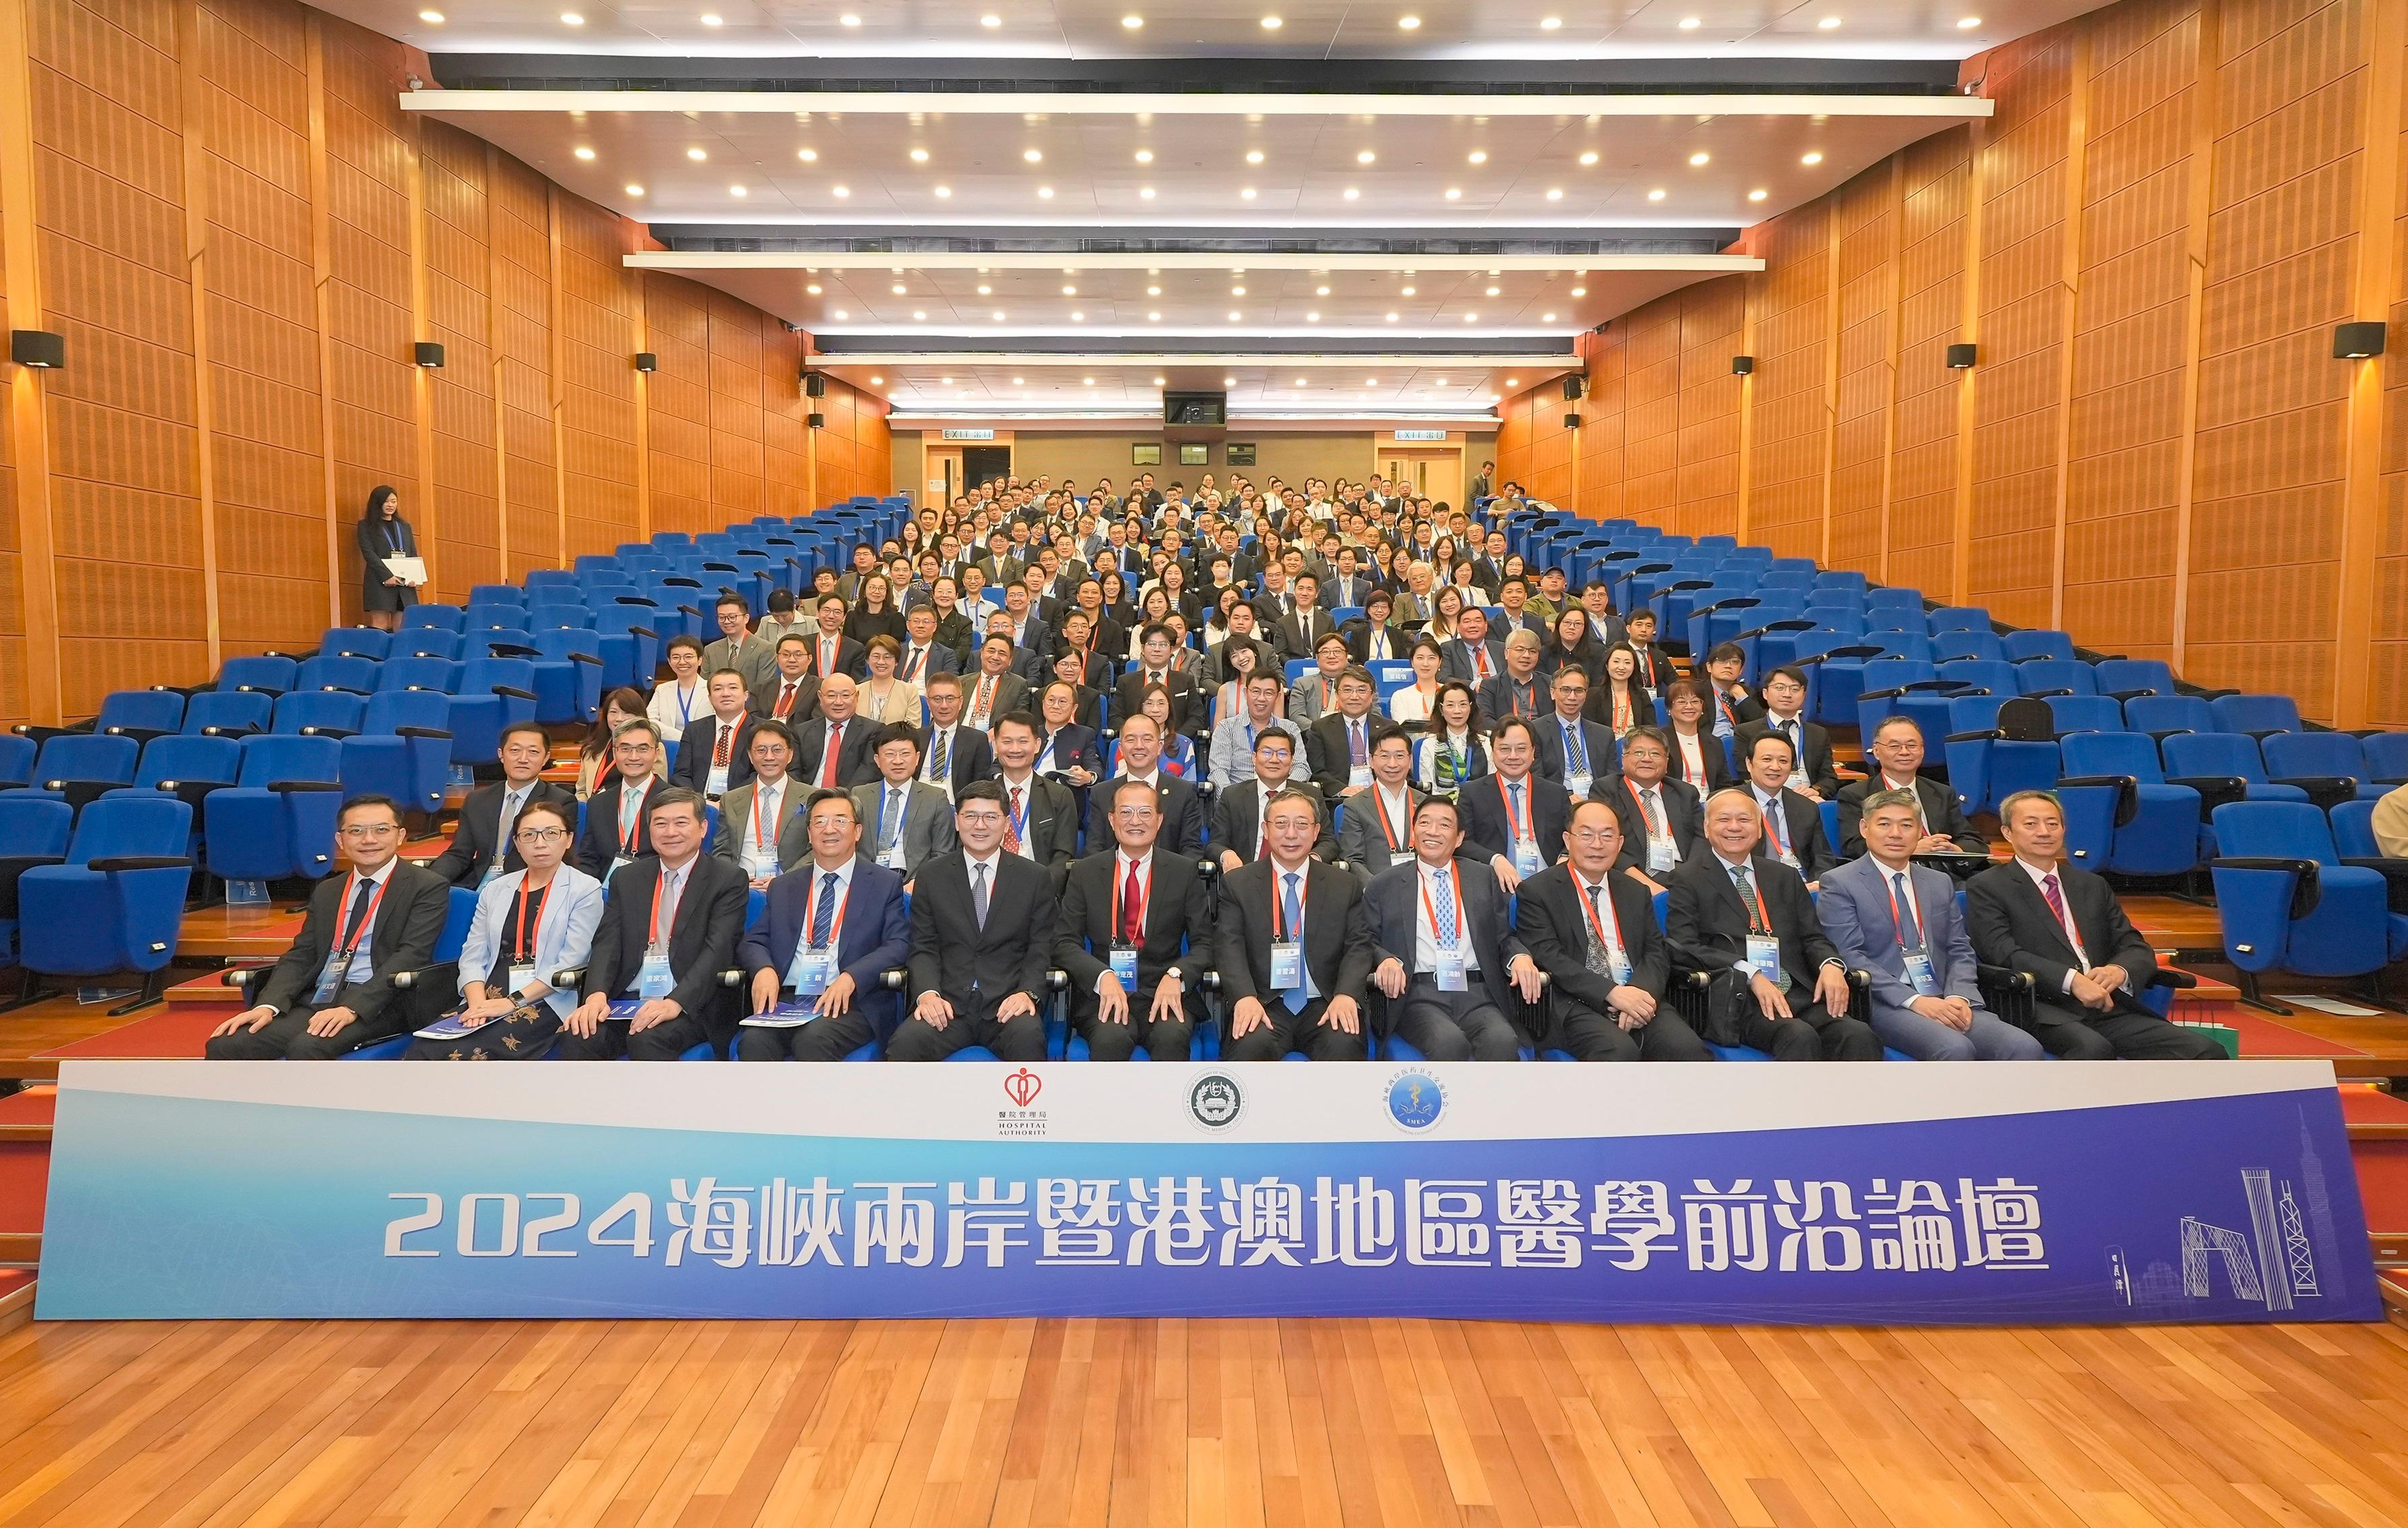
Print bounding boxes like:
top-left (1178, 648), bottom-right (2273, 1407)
top-left (1165, 965), bottom-right (1185, 987)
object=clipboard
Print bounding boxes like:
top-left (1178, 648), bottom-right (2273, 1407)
top-left (382, 555), bottom-right (429, 587)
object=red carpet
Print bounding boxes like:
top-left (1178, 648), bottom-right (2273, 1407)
top-left (0, 1089), bottom-right (53, 1130)
top-left (2180, 1004), bottom-right (2369, 1059)
top-left (39, 1008), bottom-right (223, 1060)
top-left (0, 1142), bottom-right (46, 1234)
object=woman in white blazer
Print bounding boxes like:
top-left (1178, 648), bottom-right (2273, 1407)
top-left (1412, 681), bottom-right (1492, 798)
top-left (405, 798), bottom-right (605, 1060)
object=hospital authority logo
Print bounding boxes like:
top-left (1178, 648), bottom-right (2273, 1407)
top-left (998, 1068), bottom-right (1047, 1138)
top-left (1385, 1069), bottom-right (1447, 1133)
top-left (1188, 1072), bottom-right (1245, 1133)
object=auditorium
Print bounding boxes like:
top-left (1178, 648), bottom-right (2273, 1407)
top-left (3, 0), bottom-right (2408, 1518)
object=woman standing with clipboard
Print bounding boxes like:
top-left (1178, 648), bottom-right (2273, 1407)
top-left (357, 485), bottom-right (421, 633)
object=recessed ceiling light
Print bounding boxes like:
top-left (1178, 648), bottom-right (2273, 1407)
top-left (1546, 188), bottom-right (1563, 200)
top-left (982, 11), bottom-right (1001, 23)
top-left (1398, 13), bottom-right (1419, 27)
top-left (1579, 151), bottom-right (1599, 166)
top-left (1224, 375), bottom-right (1237, 384)
top-left (1139, 186), bottom-right (1155, 199)
top-left (1401, 285), bottom-right (1416, 295)
top-left (559, 10), bottom-right (582, 22)
top-left (840, 11), bottom-right (861, 22)
top-left (1232, 285), bottom-right (1247, 295)
top-left (1542, 312), bottom-right (1557, 321)
top-left (1241, 187), bottom-right (1258, 199)
top-left (1444, 188), bottom-right (1461, 200)
top-left (797, 148), bottom-right (817, 162)
top-left (974, 284), bottom-right (992, 296)
top-left (913, 310), bottom-right (926, 319)
top-left (687, 147), bottom-right (708, 161)
top-left (1228, 310), bottom-right (1242, 320)
top-left (1365, 377), bottom-right (1378, 386)
top-left (1260, 13), bottom-right (1281, 26)
top-left (1434, 378), bottom-right (1447, 385)
top-left (1122, 11), bottom-right (1142, 25)
top-left (1153, 374), bottom-right (1166, 384)
top-left (1647, 188), bottom-right (1665, 200)
top-left (730, 184), bottom-right (747, 197)
top-left (833, 310), bottom-right (848, 318)
top-left (1023, 148), bottom-right (1043, 162)
top-left (1147, 285), bottom-right (1161, 296)
top-left (934, 184), bottom-right (951, 197)
top-left (1678, 13), bottom-right (1700, 24)
top-left (1085, 376), bottom-right (1096, 384)
top-left (1386, 312), bottom-right (1400, 321)
top-left (1315, 284), bottom-right (1331, 295)
top-left (1135, 149), bottom-right (1155, 163)
top-left (940, 376), bottom-right (953, 384)
top-left (806, 283), bottom-right (823, 294)
top-left (1012, 376), bottom-right (1025, 384)
top-left (1463, 312), bottom-right (1476, 322)
top-left (1305, 311), bottom-right (1319, 321)
top-left (869, 376), bottom-right (882, 384)
top-left (893, 283), bottom-right (908, 294)
top-left (832, 184), bottom-right (850, 197)
top-left (624, 183), bottom-right (644, 196)
top-left (700, 11), bottom-right (720, 24)
top-left (1148, 311), bottom-right (1161, 320)
top-left (909, 147), bottom-right (929, 162)
top-left (417, 7), bottom-right (443, 20)
top-left (1246, 149), bottom-right (1266, 164)
top-left (1485, 285), bottom-right (1501, 296)
top-left (1343, 187), bottom-right (1359, 199)
top-left (1690, 151), bottom-right (1711, 166)
top-left (1958, 13), bottom-right (1981, 24)
top-left (994, 311), bottom-right (1006, 320)
top-left (1468, 150), bottom-right (1488, 164)
top-left (1818, 13), bottom-right (1840, 25)
top-left (1570, 285), bottom-right (1586, 296)
top-left (1540, 14), bottom-right (1562, 27)
top-left (1748, 188), bottom-right (1768, 201)
top-left (1801, 151), bottom-right (1824, 165)
top-left (1037, 186), bottom-right (1054, 198)
top-left (573, 145), bottom-right (595, 160)
top-left (1072, 311), bottom-right (1084, 320)
top-left (1062, 284), bottom-right (1076, 294)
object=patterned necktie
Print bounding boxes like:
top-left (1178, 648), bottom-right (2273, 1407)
top-left (1006, 786), bottom-right (1025, 852)
top-left (712, 724), bottom-right (733, 768)
top-left (929, 728), bottom-right (951, 784)
top-left (776, 682), bottom-right (797, 720)
top-left (1639, 787), bottom-right (1662, 837)
top-left (971, 861), bottom-right (990, 928)
top-left (1892, 872), bottom-right (1925, 952)
top-left (1565, 721), bottom-right (1587, 775)
top-left (495, 788), bottom-right (525, 868)
top-left (883, 787), bottom-right (904, 851)
top-left (1280, 870), bottom-right (1311, 1014)
top-left (1584, 882), bottom-right (1616, 978)
top-left (809, 871), bottom-right (838, 946)
top-left (1431, 866), bottom-right (1458, 953)
top-left (1350, 719), bottom-right (1366, 765)
top-left (821, 722), bottom-right (843, 787)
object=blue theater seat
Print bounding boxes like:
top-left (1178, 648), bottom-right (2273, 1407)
top-left (2209, 800), bottom-right (2408, 1009)
top-left (13, 794), bottom-right (193, 1014)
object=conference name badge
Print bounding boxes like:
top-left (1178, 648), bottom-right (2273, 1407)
top-left (1435, 953), bottom-right (1468, 993)
top-left (1512, 839), bottom-right (1545, 876)
top-left (1903, 950), bottom-right (1941, 997)
top-left (880, 845), bottom-right (906, 870)
top-left (1566, 771), bottom-right (1592, 797)
top-left (636, 950), bottom-right (675, 1000)
top-left (506, 963), bottom-right (535, 996)
top-left (1109, 944), bottom-right (1139, 984)
top-left (1647, 835), bottom-right (1678, 872)
top-left (787, 944), bottom-right (835, 997)
top-left (1745, 935), bottom-right (1782, 984)
top-left (1269, 940), bottom-right (1303, 990)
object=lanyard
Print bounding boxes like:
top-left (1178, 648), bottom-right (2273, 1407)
top-left (1624, 777), bottom-right (1665, 835)
top-left (803, 874), bottom-right (852, 950)
top-left (1005, 779), bottom-right (1033, 843)
top-left (1576, 875), bottom-right (1626, 960)
top-left (1612, 686), bottom-right (1632, 732)
top-left (1375, 787), bottom-right (1406, 849)
top-left (675, 683), bottom-right (697, 726)
top-left (1758, 795), bottom-right (1789, 852)
top-left (1418, 868), bottom-right (1465, 947)
top-left (648, 866), bottom-right (684, 950)
top-left (1732, 866), bottom-right (1773, 934)
top-left (1499, 775), bottom-right (1532, 841)
top-left (332, 871), bottom-right (392, 967)
top-left (1117, 855), bottom-right (1150, 943)
top-left (751, 782), bottom-right (783, 854)
top-left (1036, 732), bottom-right (1059, 773)
top-left (615, 778), bottom-right (652, 852)
top-left (1678, 730), bottom-right (1707, 784)
top-left (1270, 861), bottom-right (1309, 940)
top-left (510, 874), bottom-right (552, 963)
top-left (1883, 867), bottom-right (1925, 947)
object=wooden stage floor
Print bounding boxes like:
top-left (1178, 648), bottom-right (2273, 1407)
top-left (2, 1313), bottom-right (2407, 1527)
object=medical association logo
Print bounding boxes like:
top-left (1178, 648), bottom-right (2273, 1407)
top-left (998, 1068), bottom-right (1048, 1138)
top-left (1385, 1068), bottom-right (1447, 1133)
top-left (1188, 1072), bottom-right (1245, 1133)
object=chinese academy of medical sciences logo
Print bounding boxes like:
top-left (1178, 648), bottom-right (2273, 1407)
top-left (1188, 1071), bottom-right (1246, 1133)
top-left (1385, 1068), bottom-right (1447, 1133)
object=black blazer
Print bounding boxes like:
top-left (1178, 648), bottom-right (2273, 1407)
top-left (1835, 773), bottom-right (1984, 858)
top-left (788, 715), bottom-right (881, 790)
top-left (1626, 644), bottom-right (1679, 691)
top-left (845, 608), bottom-right (909, 648)
top-left (907, 849), bottom-right (1057, 1008)
top-left (1305, 711), bottom-right (1406, 802)
top-left (1035, 722), bottom-right (1105, 782)
top-left (1965, 860), bottom-right (2159, 1012)
top-left (1583, 681), bottom-right (1659, 734)
top-left (1664, 726), bottom-right (1735, 795)
top-left (1476, 673), bottom-right (1549, 725)
top-left (1346, 619), bottom-right (1418, 666)
top-left (1114, 668), bottom-right (1201, 736)
top-left (1208, 777), bottom-right (1338, 865)
top-left (673, 713), bottom-right (762, 796)
top-left (749, 673), bottom-right (821, 726)
top-left (1532, 712), bottom-right (1621, 787)
top-left (1276, 606), bottom-right (1342, 663)
top-left (1084, 772), bottom-right (1205, 856)
top-left (580, 852), bottom-right (751, 1040)
top-left (920, 724), bottom-right (997, 795)
top-left (1458, 771), bottom-right (1573, 873)
top-left (1594, 773), bottom-right (1702, 882)
top-left (1665, 849), bottom-right (1840, 1001)
top-left (1747, 785), bottom-right (1839, 883)
top-left (803, 632), bottom-right (868, 680)
top-left (1710, 685), bottom-right (1767, 733)
top-left (1364, 855), bottom-right (1531, 1029)
top-left (427, 779), bottom-right (576, 887)
top-left (1513, 862), bottom-right (1670, 1016)
top-left (737, 854), bottom-right (911, 1005)
top-left (1736, 714), bottom-right (1843, 800)
top-left (1214, 857), bottom-right (1375, 1010)
top-left (576, 771), bottom-right (663, 878)
top-left (1053, 847), bottom-right (1212, 997)
top-left (995, 772), bottom-right (1081, 868)
top-left (253, 860), bottom-right (451, 1025)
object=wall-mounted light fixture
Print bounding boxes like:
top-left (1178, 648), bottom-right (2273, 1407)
top-left (1729, 355), bottom-right (1754, 375)
top-left (2334, 321), bottom-right (2386, 360)
top-left (1945, 343), bottom-right (1978, 369)
top-left (633, 351), bottom-right (658, 372)
top-left (413, 342), bottom-right (446, 368)
top-left (9, 330), bottom-right (64, 369)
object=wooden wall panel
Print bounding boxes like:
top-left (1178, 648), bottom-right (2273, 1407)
top-left (1744, 203), bottom-right (1832, 558)
top-left (0, 86), bottom-right (19, 723)
top-left (1828, 164), bottom-right (1902, 576)
top-left (416, 119), bottom-right (491, 602)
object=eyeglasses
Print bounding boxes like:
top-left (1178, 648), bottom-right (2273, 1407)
top-left (1568, 829), bottom-right (1620, 845)
top-left (514, 827), bottom-right (567, 843)
top-left (338, 823), bottom-right (401, 839)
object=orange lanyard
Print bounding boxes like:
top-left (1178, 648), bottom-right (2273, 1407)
top-left (648, 866), bottom-right (685, 949)
top-left (1624, 777), bottom-right (1663, 835)
top-left (750, 782), bottom-right (782, 854)
top-left (510, 874), bottom-right (551, 961)
top-left (1576, 874), bottom-right (1626, 957)
top-left (1613, 686), bottom-right (1632, 731)
top-left (1375, 787), bottom-right (1405, 849)
top-left (1270, 862), bottom-right (1309, 939)
top-left (802, 875), bottom-right (852, 950)
top-left (1418, 868), bottom-right (1465, 945)
top-left (1882, 867), bottom-right (1925, 947)
top-left (615, 779), bottom-right (652, 853)
top-left (1499, 775), bottom-right (1532, 839)
top-left (333, 872), bottom-right (392, 965)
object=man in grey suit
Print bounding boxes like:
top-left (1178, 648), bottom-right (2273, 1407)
top-left (1818, 789), bottom-right (2044, 1061)
top-left (852, 723), bottom-right (958, 889)
top-left (701, 593), bottom-right (777, 693)
top-left (1338, 730), bottom-right (1425, 883)
top-left (713, 720), bottom-right (809, 886)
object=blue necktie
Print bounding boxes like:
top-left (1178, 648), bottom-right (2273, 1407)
top-left (1281, 870), bottom-right (1314, 1014)
top-left (809, 872), bottom-right (838, 947)
top-left (1507, 781), bottom-right (1526, 849)
top-left (1432, 867), bottom-right (1458, 954)
top-left (1892, 872), bottom-right (1925, 953)
top-left (1564, 721), bottom-right (1587, 775)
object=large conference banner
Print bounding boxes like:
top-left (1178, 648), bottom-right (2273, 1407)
top-left (35, 1058), bottom-right (2380, 1325)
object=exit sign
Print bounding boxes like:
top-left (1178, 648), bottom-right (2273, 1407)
top-left (1392, 429), bottom-right (1448, 442)
top-left (940, 427), bottom-right (996, 441)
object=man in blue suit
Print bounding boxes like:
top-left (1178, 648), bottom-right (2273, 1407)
top-left (1817, 789), bottom-right (2044, 1061)
top-left (736, 788), bottom-right (911, 1060)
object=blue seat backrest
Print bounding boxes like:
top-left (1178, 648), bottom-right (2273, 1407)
top-left (274, 690), bottom-right (365, 735)
top-left (434, 886), bottom-right (477, 963)
top-left (2002, 629), bottom-right (2075, 662)
top-left (1927, 606), bottom-right (1991, 633)
top-left (2059, 730), bottom-right (2163, 782)
top-left (318, 627), bottom-right (391, 661)
top-left (398, 631), bottom-right (463, 661)
top-left (2363, 732), bottom-right (2408, 783)
top-left (2261, 731), bottom-right (2361, 777)
top-left (2125, 693), bottom-right (2211, 734)
top-left (469, 584), bottom-right (524, 606)
top-left (2014, 659), bottom-right (2094, 695)
top-left (2209, 800), bottom-right (2337, 866)
top-left (1859, 657), bottom-right (1936, 693)
top-left (380, 657), bottom-right (461, 694)
top-left (96, 690), bottom-right (184, 734)
top-left (402, 604), bottom-right (464, 632)
top-left (36, 733), bottom-right (138, 784)
top-left (183, 690), bottom-right (272, 736)
top-left (67, 793), bottom-right (191, 864)
top-left (2046, 695), bottom-right (2123, 735)
top-left (1947, 693), bottom-right (2007, 732)
top-left (1932, 629), bottom-right (2003, 663)
top-left (137, 734), bottom-right (242, 788)
top-left (363, 688), bottom-right (452, 734)
top-left (218, 655), bottom-right (298, 694)
top-left (237, 733), bottom-right (343, 786)
top-left (294, 655), bottom-right (376, 694)
top-left (2094, 658), bottom-right (2174, 697)
top-left (0, 794), bottom-right (74, 856)
top-left (463, 656), bottom-right (538, 691)
top-left (535, 628), bottom-right (603, 660)
top-left (1936, 659), bottom-right (2016, 695)
top-left (2332, 799), bottom-right (2380, 857)
top-left (2162, 731), bottom-right (2268, 782)
top-left (0, 735), bottom-right (35, 788)
top-left (2211, 693), bottom-right (2302, 734)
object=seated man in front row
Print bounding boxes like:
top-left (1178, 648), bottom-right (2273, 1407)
top-left (891, 779), bottom-right (1056, 1061)
top-left (208, 793), bottom-right (453, 1059)
top-left (1514, 800), bottom-right (1713, 1061)
top-left (1366, 796), bottom-right (1543, 1060)
top-left (1055, 775), bottom-right (1210, 1061)
top-left (1216, 789), bottom-right (1373, 1061)
top-left (557, 788), bottom-right (751, 1060)
top-left (737, 788), bottom-right (911, 1061)
top-left (1817, 790), bottom-right (2043, 1061)
top-left (1666, 788), bottom-right (1882, 1061)
top-left (1966, 789), bottom-right (2226, 1060)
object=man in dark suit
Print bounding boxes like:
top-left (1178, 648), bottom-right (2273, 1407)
top-left (1621, 609), bottom-right (1678, 692)
top-left (736, 788), bottom-right (911, 1060)
top-left (789, 674), bottom-right (879, 790)
top-left (1216, 788), bottom-right (1375, 1060)
top-left (988, 711), bottom-right (1080, 872)
top-left (672, 669), bottom-right (761, 800)
top-left (1440, 606), bottom-right (1507, 688)
top-left (751, 635), bottom-right (821, 726)
top-left (1459, 718), bottom-right (1572, 895)
top-left (1739, 730), bottom-right (1838, 886)
top-left (207, 794), bottom-right (452, 1059)
top-left (1365, 796), bottom-right (1543, 1060)
top-left (1211, 727), bottom-right (1336, 870)
top-left (557, 788), bottom-right (751, 1060)
top-left (1836, 714), bottom-right (1985, 858)
top-left (576, 719), bottom-right (666, 878)
top-left (1514, 799), bottom-right (1714, 1061)
top-left (920, 671), bottom-right (996, 800)
top-left (1323, 551), bottom-right (1377, 613)
top-left (1338, 730), bottom-right (1424, 882)
top-left (1701, 642), bottom-right (1767, 740)
top-left (1533, 668), bottom-right (1620, 794)
top-left (1666, 788), bottom-right (1881, 1060)
top-left (1492, 578), bottom-right (1550, 645)
top-left (1478, 629), bottom-right (1550, 725)
top-left (897, 603), bottom-right (959, 687)
top-left (802, 593), bottom-right (868, 681)
top-left (1082, 710), bottom-right (1204, 855)
top-left (1966, 789), bottom-right (2226, 1060)
top-left (893, 780), bottom-right (1057, 1060)
top-left (1305, 667), bottom-right (1404, 805)
top-left (1056, 775), bottom-right (1212, 1062)
top-left (428, 722), bottom-right (576, 887)
top-left (1734, 666), bottom-right (1843, 801)
top-left (1276, 571), bottom-right (1339, 661)
top-left (1595, 726), bottom-right (1701, 893)
top-left (1115, 624), bottom-right (1201, 737)
top-left (963, 635), bottom-right (1034, 732)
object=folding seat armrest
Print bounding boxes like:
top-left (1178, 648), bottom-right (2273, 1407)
top-left (261, 648), bottom-right (314, 662)
top-left (2144, 968), bottom-right (2197, 992)
top-left (1943, 728), bottom-right (2002, 744)
top-left (2209, 856), bottom-right (2323, 919)
top-left (1975, 964), bottom-right (2036, 1031)
top-left (151, 683), bottom-right (204, 698)
top-left (487, 643), bottom-right (540, 658)
top-left (2345, 727), bottom-right (2390, 739)
top-left (394, 726), bottom-right (454, 742)
top-left (1198, 970), bottom-right (1223, 994)
top-left (2199, 687), bottom-right (2240, 700)
top-left (154, 779), bottom-right (231, 810)
top-left (296, 725), bottom-right (359, 740)
top-left (2164, 775), bottom-right (2248, 813)
top-left (85, 854), bottom-right (195, 872)
top-left (1819, 644), bottom-right (1885, 662)
top-left (1046, 969), bottom-right (1069, 992)
top-left (1857, 685), bottom-right (1911, 703)
top-left (549, 964), bottom-right (588, 988)
top-left (716, 968), bottom-right (745, 988)
top-left (568, 652), bottom-right (604, 667)
top-left (2239, 727), bottom-right (2285, 741)
top-left (102, 726), bottom-right (172, 746)
top-left (2022, 687), bottom-right (2073, 699)
top-left (490, 685), bottom-right (540, 701)
top-left (2267, 774), bottom-right (2359, 812)
top-left (2053, 775), bottom-right (2139, 822)
top-left (877, 967), bottom-right (909, 992)
top-left (2339, 856), bottom-right (2408, 913)
top-left (12, 724), bottom-right (77, 744)
top-left (223, 961), bottom-right (273, 1001)
top-left (1903, 679), bottom-right (1968, 695)
top-left (2102, 687), bottom-right (2156, 701)
top-left (627, 625), bottom-right (660, 641)
top-left (267, 779), bottom-right (345, 793)
top-left (323, 685), bottom-right (372, 697)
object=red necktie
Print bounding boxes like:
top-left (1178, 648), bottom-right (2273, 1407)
top-left (712, 724), bottom-right (733, 767)
top-left (2041, 872), bottom-right (2069, 928)
top-left (1121, 860), bottom-right (1143, 943)
top-left (1006, 786), bottom-right (1025, 851)
top-left (776, 683), bottom-right (797, 720)
top-left (821, 722), bottom-right (842, 786)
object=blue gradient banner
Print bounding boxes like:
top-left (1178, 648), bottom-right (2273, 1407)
top-left (34, 1060), bottom-right (2378, 1324)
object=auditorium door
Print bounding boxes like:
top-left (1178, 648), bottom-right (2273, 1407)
top-left (1379, 448), bottom-right (1464, 510)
